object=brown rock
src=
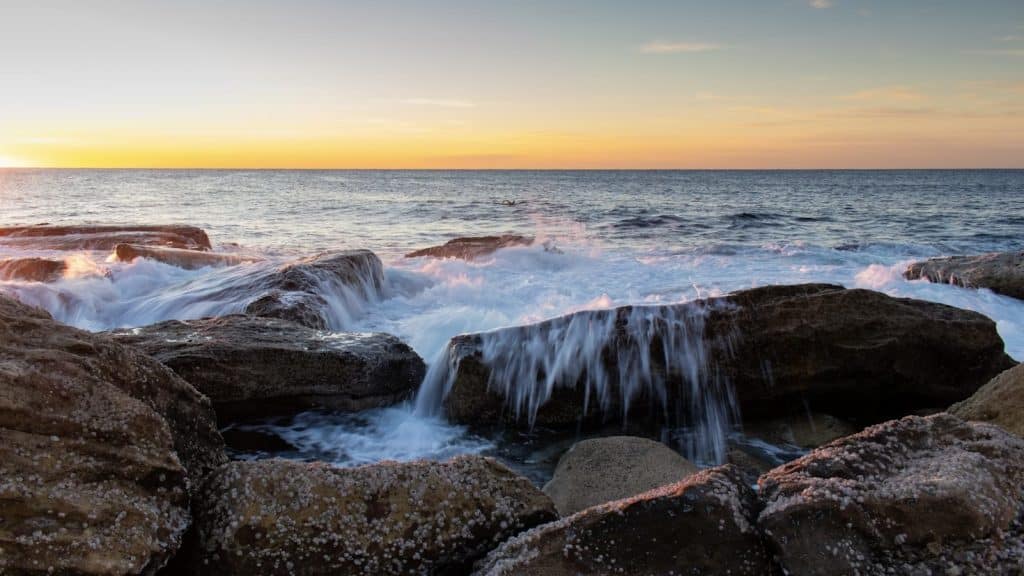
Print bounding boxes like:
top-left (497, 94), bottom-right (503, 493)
top-left (113, 243), bottom-right (261, 270)
top-left (950, 362), bottom-right (1024, 436)
top-left (241, 250), bottom-right (385, 329)
top-left (0, 257), bottom-right (66, 282)
top-left (475, 465), bottom-right (771, 575)
top-left (542, 436), bottom-right (698, 516)
top-left (442, 284), bottom-right (1013, 428)
top-left (0, 295), bottom-right (226, 575)
top-left (743, 412), bottom-right (860, 449)
top-left (759, 414), bottom-right (1024, 575)
top-left (187, 456), bottom-right (557, 575)
top-left (109, 315), bottom-right (425, 420)
top-left (0, 224), bottom-right (212, 251)
top-left (905, 250), bottom-right (1024, 300)
top-left (406, 235), bottom-right (534, 261)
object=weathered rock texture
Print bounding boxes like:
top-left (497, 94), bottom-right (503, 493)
top-left (444, 284), bottom-right (1014, 428)
top-left (542, 436), bottom-right (698, 516)
top-left (113, 243), bottom-right (260, 270)
top-left (759, 414), bottom-right (1024, 575)
top-left (950, 362), bottom-right (1024, 437)
top-left (743, 412), bottom-right (860, 449)
top-left (406, 235), bottom-right (534, 261)
top-left (0, 224), bottom-right (211, 251)
top-left (905, 250), bottom-right (1024, 300)
top-left (476, 465), bottom-right (771, 575)
top-left (187, 456), bottom-right (557, 575)
top-left (0, 295), bottom-right (225, 575)
top-left (0, 257), bottom-right (66, 282)
top-left (109, 315), bottom-right (425, 420)
top-left (241, 250), bottom-right (384, 329)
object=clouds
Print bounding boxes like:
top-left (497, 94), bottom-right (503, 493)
top-left (809, 0), bottom-right (833, 8)
top-left (395, 98), bottom-right (476, 108)
top-left (639, 41), bottom-right (722, 54)
top-left (842, 86), bottom-right (924, 102)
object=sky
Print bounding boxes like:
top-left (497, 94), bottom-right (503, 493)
top-left (0, 0), bottom-right (1022, 169)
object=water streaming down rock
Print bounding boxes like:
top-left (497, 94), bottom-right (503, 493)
top-left (415, 300), bottom-right (741, 465)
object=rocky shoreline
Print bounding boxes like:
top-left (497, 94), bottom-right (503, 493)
top-left (2, 225), bottom-right (1024, 574)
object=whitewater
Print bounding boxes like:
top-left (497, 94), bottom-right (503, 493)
top-left (2, 169), bottom-right (1022, 479)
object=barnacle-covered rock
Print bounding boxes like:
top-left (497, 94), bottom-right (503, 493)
top-left (0, 295), bottom-right (226, 575)
top-left (109, 315), bottom-right (424, 420)
top-left (759, 413), bottom-right (1024, 575)
top-left (476, 464), bottom-right (770, 575)
top-left (188, 456), bottom-right (557, 575)
top-left (950, 362), bottom-right (1024, 437)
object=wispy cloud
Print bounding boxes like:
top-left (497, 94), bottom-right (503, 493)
top-left (842, 86), bottom-right (924, 102)
top-left (809, 0), bottom-right (834, 8)
top-left (394, 98), bottom-right (476, 108)
top-left (997, 35), bottom-right (1023, 42)
top-left (639, 41), bottom-right (722, 54)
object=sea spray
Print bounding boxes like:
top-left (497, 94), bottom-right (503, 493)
top-left (415, 300), bottom-right (741, 465)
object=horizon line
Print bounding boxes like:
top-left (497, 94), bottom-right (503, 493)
top-left (3, 166), bottom-right (1024, 171)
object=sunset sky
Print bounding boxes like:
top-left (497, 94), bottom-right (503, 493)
top-left (1, 0), bottom-right (1022, 169)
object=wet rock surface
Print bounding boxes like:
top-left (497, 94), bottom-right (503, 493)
top-left (0, 257), bottom-right (66, 281)
top-left (114, 243), bottom-right (261, 270)
top-left (476, 464), bottom-right (771, 575)
top-left (406, 235), bottom-right (534, 261)
top-left (241, 250), bottom-right (385, 329)
top-left (443, 284), bottom-right (1014, 428)
top-left (950, 362), bottom-right (1024, 437)
top-left (542, 436), bottom-right (698, 516)
top-left (109, 315), bottom-right (425, 420)
top-left (759, 414), bottom-right (1024, 575)
top-left (905, 250), bottom-right (1024, 300)
top-left (0, 295), bottom-right (226, 575)
top-left (743, 412), bottom-right (861, 449)
top-left (0, 224), bottom-right (212, 251)
top-left (187, 456), bottom-right (557, 575)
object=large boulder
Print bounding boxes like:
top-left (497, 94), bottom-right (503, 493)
top-left (0, 257), bottom-right (66, 282)
top-left (241, 250), bottom-right (385, 329)
top-left (759, 414), bottom-right (1024, 575)
top-left (905, 250), bottom-right (1024, 300)
top-left (475, 465), bottom-right (771, 575)
top-left (113, 244), bottom-right (260, 270)
top-left (109, 315), bottom-right (425, 420)
top-left (0, 224), bottom-right (211, 251)
top-left (950, 362), bottom-right (1024, 437)
top-left (0, 295), bottom-right (225, 575)
top-left (186, 456), bottom-right (557, 575)
top-left (542, 436), bottom-right (698, 516)
top-left (440, 284), bottom-right (1014, 429)
top-left (406, 235), bottom-right (534, 261)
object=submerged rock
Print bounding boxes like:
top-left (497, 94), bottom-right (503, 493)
top-left (241, 250), bottom-right (385, 329)
top-left (109, 315), bottom-right (425, 420)
top-left (0, 295), bottom-right (225, 575)
top-left (743, 412), bottom-right (860, 449)
top-left (950, 362), bottom-right (1024, 437)
top-left (0, 224), bottom-right (212, 251)
top-left (542, 436), bottom-right (698, 516)
top-left (406, 234), bottom-right (534, 260)
top-left (440, 284), bottom-right (1013, 433)
top-left (905, 250), bottom-right (1024, 300)
top-left (759, 414), bottom-right (1024, 575)
top-left (113, 243), bottom-right (261, 270)
top-left (187, 456), bottom-right (557, 575)
top-left (476, 465), bottom-right (771, 575)
top-left (0, 256), bottom-right (66, 281)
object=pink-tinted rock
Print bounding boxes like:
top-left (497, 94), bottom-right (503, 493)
top-left (406, 235), bottom-right (534, 261)
top-left (113, 243), bottom-right (260, 270)
top-left (0, 257), bottom-right (66, 281)
top-left (905, 250), bottom-right (1024, 300)
top-left (0, 224), bottom-right (212, 251)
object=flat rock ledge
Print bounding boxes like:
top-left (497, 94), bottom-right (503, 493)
top-left (759, 413), bottom-right (1024, 575)
top-left (114, 243), bottom-right (261, 270)
top-left (0, 256), bottom-right (67, 281)
top-left (406, 235), bottom-right (534, 261)
top-left (0, 295), bottom-right (226, 575)
top-left (905, 250), bottom-right (1024, 300)
top-left (0, 224), bottom-right (212, 251)
top-left (476, 464), bottom-right (771, 575)
top-left (109, 315), bottom-right (426, 420)
top-left (185, 456), bottom-right (557, 575)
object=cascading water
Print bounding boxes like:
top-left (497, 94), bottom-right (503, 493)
top-left (415, 300), bottom-right (741, 465)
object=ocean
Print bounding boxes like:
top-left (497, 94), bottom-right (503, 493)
top-left (2, 169), bottom-right (1022, 480)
